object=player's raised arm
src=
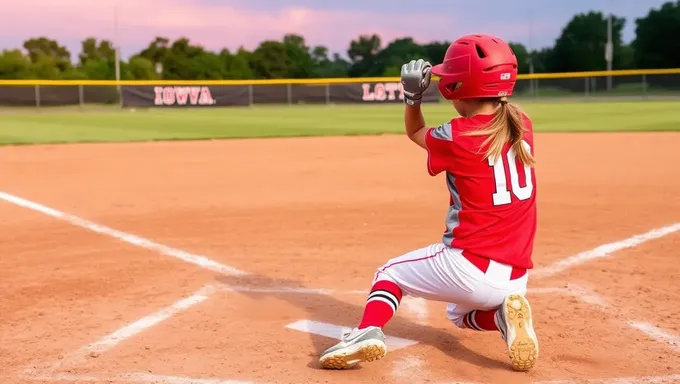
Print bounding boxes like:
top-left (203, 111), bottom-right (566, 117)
top-left (401, 59), bottom-right (432, 149)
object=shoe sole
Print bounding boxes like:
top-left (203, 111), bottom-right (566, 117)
top-left (319, 340), bottom-right (387, 369)
top-left (503, 294), bottom-right (539, 371)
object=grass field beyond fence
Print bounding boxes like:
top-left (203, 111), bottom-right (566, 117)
top-left (1, 101), bottom-right (679, 145)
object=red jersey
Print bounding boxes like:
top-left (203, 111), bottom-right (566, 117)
top-left (425, 113), bottom-right (537, 269)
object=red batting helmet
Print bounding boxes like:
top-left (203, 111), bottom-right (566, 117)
top-left (431, 34), bottom-right (518, 100)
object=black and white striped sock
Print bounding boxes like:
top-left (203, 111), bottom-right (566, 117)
top-left (358, 280), bottom-right (403, 329)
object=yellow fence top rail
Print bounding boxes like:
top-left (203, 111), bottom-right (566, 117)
top-left (1, 68), bottom-right (679, 86)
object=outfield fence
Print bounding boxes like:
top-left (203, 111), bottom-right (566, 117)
top-left (1, 69), bottom-right (679, 108)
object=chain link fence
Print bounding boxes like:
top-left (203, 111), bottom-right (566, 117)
top-left (514, 73), bottom-right (680, 100)
top-left (1, 72), bottom-right (678, 109)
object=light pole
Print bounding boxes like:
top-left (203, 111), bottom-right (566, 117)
top-left (605, 13), bottom-right (613, 91)
top-left (528, 4), bottom-right (536, 96)
top-left (114, 2), bottom-right (121, 86)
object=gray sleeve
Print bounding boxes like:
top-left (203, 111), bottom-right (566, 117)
top-left (429, 122), bottom-right (453, 141)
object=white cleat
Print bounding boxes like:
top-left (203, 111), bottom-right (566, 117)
top-left (496, 294), bottom-right (539, 371)
top-left (318, 326), bottom-right (387, 369)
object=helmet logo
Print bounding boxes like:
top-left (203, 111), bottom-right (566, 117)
top-left (498, 91), bottom-right (508, 96)
top-left (500, 73), bottom-right (511, 80)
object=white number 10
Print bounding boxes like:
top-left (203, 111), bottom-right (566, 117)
top-left (488, 140), bottom-right (533, 206)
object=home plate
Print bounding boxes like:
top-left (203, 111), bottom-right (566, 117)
top-left (285, 319), bottom-right (419, 351)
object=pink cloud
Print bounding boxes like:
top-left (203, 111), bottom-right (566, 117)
top-left (1, 0), bottom-right (554, 58)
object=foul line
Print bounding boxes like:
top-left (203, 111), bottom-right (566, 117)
top-left (44, 284), bottom-right (217, 373)
top-left (83, 285), bottom-right (216, 355)
top-left (402, 297), bottom-right (428, 325)
top-left (284, 319), bottom-right (419, 350)
top-left (20, 371), bottom-right (680, 384)
top-left (0, 192), bottom-right (246, 276)
top-left (22, 372), bottom-right (253, 384)
top-left (533, 222), bottom-right (680, 278)
top-left (555, 285), bottom-right (680, 355)
top-left (4, 191), bottom-right (680, 382)
top-left (3, 190), bottom-right (677, 284)
top-left (628, 322), bottom-right (680, 352)
top-left (531, 374), bottom-right (680, 384)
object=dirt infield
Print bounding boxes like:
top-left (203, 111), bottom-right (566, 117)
top-left (2, 132), bottom-right (680, 384)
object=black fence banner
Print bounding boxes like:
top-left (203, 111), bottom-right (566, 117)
top-left (0, 82), bottom-right (437, 107)
top-left (121, 81), bottom-right (441, 107)
top-left (330, 81), bottom-right (440, 103)
top-left (1, 74), bottom-right (678, 107)
top-left (123, 85), bottom-right (250, 107)
top-left (0, 85), bottom-right (122, 106)
top-left (0, 85), bottom-right (38, 106)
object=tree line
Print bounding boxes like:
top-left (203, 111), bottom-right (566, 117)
top-left (0, 2), bottom-right (678, 81)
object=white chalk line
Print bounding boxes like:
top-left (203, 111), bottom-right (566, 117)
top-left (530, 374), bottom-right (680, 384)
top-left (391, 355), bottom-right (426, 381)
top-left (83, 285), bottom-right (216, 355)
top-left (560, 284), bottom-right (610, 309)
top-left (22, 372), bottom-right (253, 384)
top-left (4, 191), bottom-right (680, 383)
top-left (44, 284), bottom-right (217, 373)
top-left (26, 282), bottom-right (574, 378)
top-left (123, 373), bottom-right (252, 384)
top-left (19, 371), bottom-right (680, 384)
top-left (402, 297), bottom-right (429, 324)
top-left (6, 190), bottom-right (678, 289)
top-left (628, 322), bottom-right (680, 352)
top-left (284, 319), bottom-right (418, 350)
top-left (0, 191), bottom-right (246, 276)
top-left (553, 285), bottom-right (680, 355)
top-left (17, 282), bottom-right (680, 384)
top-left (533, 222), bottom-right (680, 279)
top-left (4, 190), bottom-right (676, 303)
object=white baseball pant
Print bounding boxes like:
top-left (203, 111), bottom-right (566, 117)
top-left (373, 243), bottom-right (529, 327)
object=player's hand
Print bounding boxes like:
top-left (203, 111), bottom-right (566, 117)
top-left (401, 59), bottom-right (432, 106)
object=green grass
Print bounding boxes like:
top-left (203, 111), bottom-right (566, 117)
top-left (0, 100), bottom-right (679, 145)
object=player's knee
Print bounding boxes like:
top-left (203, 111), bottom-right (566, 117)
top-left (448, 314), bottom-right (466, 328)
top-left (372, 265), bottom-right (399, 285)
top-left (446, 305), bottom-right (466, 328)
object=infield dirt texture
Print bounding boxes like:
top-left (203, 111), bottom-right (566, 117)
top-left (1, 102), bottom-right (680, 384)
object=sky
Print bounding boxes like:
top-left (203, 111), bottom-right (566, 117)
top-left (0, 0), bottom-right (671, 60)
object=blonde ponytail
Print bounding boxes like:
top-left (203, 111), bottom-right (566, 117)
top-left (463, 98), bottom-right (535, 167)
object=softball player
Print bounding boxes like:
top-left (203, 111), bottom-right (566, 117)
top-left (319, 34), bottom-right (539, 372)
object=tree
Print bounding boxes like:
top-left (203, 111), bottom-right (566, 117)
top-left (310, 47), bottom-right (350, 78)
top-left (76, 38), bottom-right (118, 80)
top-left (137, 36), bottom-right (171, 77)
top-left (22, 37), bottom-right (72, 72)
top-left (138, 37), bottom-right (170, 62)
top-left (127, 56), bottom-right (157, 80)
top-left (526, 48), bottom-right (552, 73)
top-left (376, 37), bottom-right (427, 76)
top-left (0, 5), bottom-right (674, 82)
top-left (548, 11), bottom-right (626, 72)
top-left (0, 49), bottom-right (36, 79)
top-left (138, 37), bottom-right (227, 80)
top-left (617, 44), bottom-right (636, 70)
top-left (250, 41), bottom-right (293, 79)
top-left (79, 38), bottom-right (116, 65)
top-left (311, 45), bottom-right (328, 64)
top-left (170, 38), bottom-right (226, 80)
top-left (508, 43), bottom-right (530, 74)
top-left (219, 49), bottom-right (254, 79)
top-left (282, 34), bottom-right (314, 78)
top-left (347, 34), bottom-right (382, 77)
top-left (633, 1), bottom-right (680, 69)
top-left (80, 58), bottom-right (115, 80)
top-left (422, 42), bottom-right (450, 67)
top-left (32, 55), bottom-right (62, 79)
